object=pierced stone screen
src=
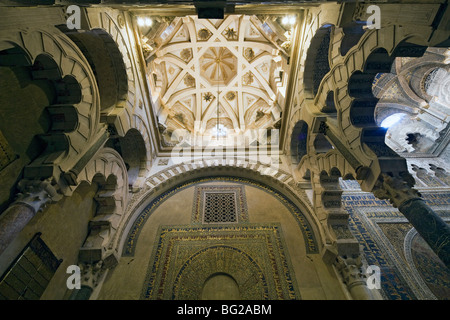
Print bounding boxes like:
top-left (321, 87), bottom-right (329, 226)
top-left (203, 192), bottom-right (237, 223)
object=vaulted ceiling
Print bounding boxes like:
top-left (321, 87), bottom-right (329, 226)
top-left (138, 14), bottom-right (296, 147)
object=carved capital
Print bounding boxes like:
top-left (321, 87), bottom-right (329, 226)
top-left (373, 173), bottom-right (421, 208)
top-left (335, 255), bottom-right (366, 289)
top-left (14, 179), bottom-right (63, 213)
top-left (78, 249), bottom-right (118, 291)
top-left (79, 261), bottom-right (105, 290)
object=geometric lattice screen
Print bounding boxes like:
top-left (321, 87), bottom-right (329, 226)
top-left (203, 192), bottom-right (237, 223)
top-left (0, 233), bottom-right (62, 300)
top-left (192, 185), bottom-right (249, 224)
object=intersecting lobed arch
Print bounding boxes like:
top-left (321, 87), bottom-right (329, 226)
top-left (290, 120), bottom-right (309, 165)
top-left (340, 21), bottom-right (367, 57)
top-left (303, 24), bottom-right (333, 99)
top-left (0, 42), bottom-right (31, 66)
top-left (78, 10), bottom-right (142, 151)
top-left (0, 48), bottom-right (82, 131)
top-left (60, 13), bottom-right (155, 179)
top-left (313, 26), bottom-right (438, 191)
top-left (73, 147), bottom-right (129, 259)
top-left (118, 114), bottom-right (155, 175)
top-left (0, 45), bottom-right (55, 208)
top-left (0, 29), bottom-right (103, 180)
top-left (86, 10), bottom-right (137, 103)
top-left (32, 54), bottom-right (82, 134)
top-left (61, 27), bottom-right (128, 114)
top-left (299, 150), bottom-right (359, 194)
top-left (347, 42), bottom-right (428, 163)
top-left (105, 128), bottom-right (149, 189)
top-left (319, 167), bottom-right (342, 186)
top-left (74, 147), bottom-right (128, 209)
top-left (0, 37), bottom-right (101, 183)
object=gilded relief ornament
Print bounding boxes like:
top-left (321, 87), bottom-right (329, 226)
top-left (198, 28), bottom-right (211, 40)
top-left (244, 47), bottom-right (255, 61)
top-left (224, 27), bottom-right (237, 40)
top-left (255, 110), bottom-right (265, 122)
top-left (184, 74), bottom-right (195, 87)
top-left (243, 72), bottom-right (254, 85)
top-left (226, 91), bottom-right (236, 101)
top-left (174, 113), bottom-right (185, 124)
top-left (180, 48), bottom-right (192, 62)
top-left (117, 14), bottom-right (125, 28)
top-left (203, 92), bottom-right (213, 102)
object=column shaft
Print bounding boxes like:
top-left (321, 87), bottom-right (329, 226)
top-left (0, 204), bottom-right (35, 255)
top-left (399, 198), bottom-right (450, 268)
top-left (348, 282), bottom-right (376, 300)
top-left (69, 286), bottom-right (93, 300)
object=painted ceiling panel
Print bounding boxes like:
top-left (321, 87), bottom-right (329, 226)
top-left (144, 14), bottom-right (292, 147)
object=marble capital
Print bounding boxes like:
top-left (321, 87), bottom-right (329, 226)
top-left (13, 179), bottom-right (63, 213)
top-left (335, 255), bottom-right (366, 289)
top-left (372, 173), bottom-right (421, 208)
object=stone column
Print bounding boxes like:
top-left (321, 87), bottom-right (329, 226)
top-left (69, 253), bottom-right (118, 300)
top-left (335, 255), bottom-right (376, 300)
top-left (70, 261), bottom-right (104, 300)
top-left (373, 173), bottom-right (450, 268)
top-left (69, 261), bottom-right (103, 300)
top-left (0, 179), bottom-right (62, 255)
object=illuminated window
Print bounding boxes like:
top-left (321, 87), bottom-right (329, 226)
top-left (380, 113), bottom-right (405, 128)
top-left (212, 124), bottom-right (228, 137)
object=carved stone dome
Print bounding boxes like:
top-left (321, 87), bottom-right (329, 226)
top-left (200, 47), bottom-right (237, 86)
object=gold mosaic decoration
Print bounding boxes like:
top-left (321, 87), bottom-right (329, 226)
top-left (140, 224), bottom-right (300, 300)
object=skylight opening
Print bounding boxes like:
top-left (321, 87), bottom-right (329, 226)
top-left (380, 113), bottom-right (405, 128)
top-left (137, 17), bottom-right (152, 27)
top-left (212, 124), bottom-right (228, 138)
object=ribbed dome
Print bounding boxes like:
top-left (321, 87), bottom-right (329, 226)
top-left (200, 47), bottom-right (237, 85)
